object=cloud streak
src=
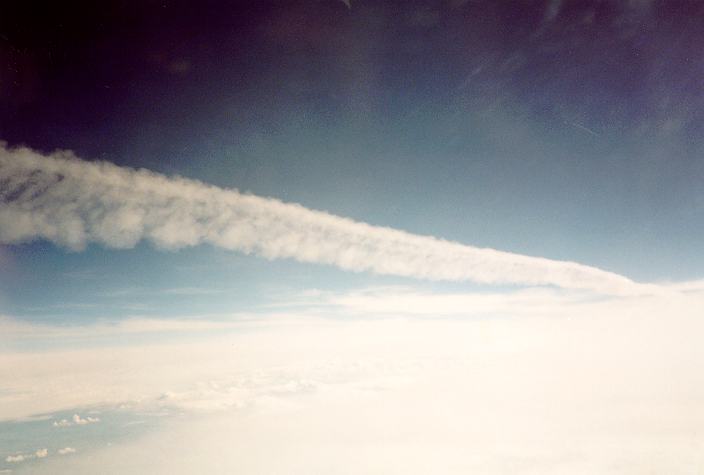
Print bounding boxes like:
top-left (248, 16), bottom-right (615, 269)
top-left (0, 144), bottom-right (640, 294)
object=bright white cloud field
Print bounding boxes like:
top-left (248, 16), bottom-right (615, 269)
top-left (2, 284), bottom-right (704, 473)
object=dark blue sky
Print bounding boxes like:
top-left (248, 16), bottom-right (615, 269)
top-left (1, 0), bottom-right (703, 318)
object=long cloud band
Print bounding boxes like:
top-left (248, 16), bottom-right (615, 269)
top-left (0, 144), bottom-right (639, 294)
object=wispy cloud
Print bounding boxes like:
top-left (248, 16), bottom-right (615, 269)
top-left (160, 287), bottom-right (225, 296)
top-left (0, 315), bottom-right (249, 341)
top-left (0, 144), bottom-right (642, 294)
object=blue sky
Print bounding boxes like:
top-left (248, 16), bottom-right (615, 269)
top-left (2, 0), bottom-right (704, 326)
top-left (1, 1), bottom-right (704, 473)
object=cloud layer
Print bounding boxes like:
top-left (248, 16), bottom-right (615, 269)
top-left (0, 144), bottom-right (639, 294)
top-left (2, 288), bottom-right (703, 474)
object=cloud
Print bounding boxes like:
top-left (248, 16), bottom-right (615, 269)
top-left (160, 287), bottom-right (225, 296)
top-left (73, 414), bottom-right (100, 425)
top-left (0, 143), bottom-right (643, 295)
top-left (57, 448), bottom-right (76, 455)
top-left (1, 278), bottom-right (703, 421)
top-left (6, 288), bottom-right (704, 474)
top-left (0, 315), bottom-right (249, 342)
top-left (52, 414), bottom-right (100, 427)
top-left (5, 448), bottom-right (50, 464)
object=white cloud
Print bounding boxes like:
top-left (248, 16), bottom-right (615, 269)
top-left (73, 414), bottom-right (100, 425)
top-left (0, 143), bottom-right (645, 295)
top-left (0, 316), bottom-right (246, 342)
top-left (4, 449), bottom-right (50, 464)
top-left (57, 448), bottom-right (76, 455)
top-left (1, 282), bottom-right (703, 421)
top-left (52, 414), bottom-right (100, 427)
top-left (160, 287), bottom-right (225, 296)
top-left (6, 291), bottom-right (704, 474)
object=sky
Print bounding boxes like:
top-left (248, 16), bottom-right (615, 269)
top-left (1, 0), bottom-right (704, 473)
